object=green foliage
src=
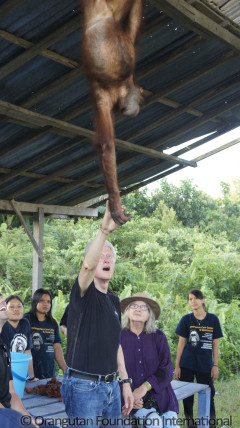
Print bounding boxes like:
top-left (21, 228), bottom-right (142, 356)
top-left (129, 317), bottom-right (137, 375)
top-left (0, 223), bottom-right (33, 300)
top-left (151, 178), bottom-right (216, 228)
top-left (121, 188), bottom-right (158, 217)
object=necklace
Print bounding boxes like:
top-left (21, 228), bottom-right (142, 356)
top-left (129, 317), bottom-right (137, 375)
top-left (193, 313), bottom-right (206, 326)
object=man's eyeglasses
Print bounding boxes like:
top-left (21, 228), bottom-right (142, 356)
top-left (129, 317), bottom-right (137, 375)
top-left (100, 253), bottom-right (114, 261)
top-left (129, 304), bottom-right (149, 311)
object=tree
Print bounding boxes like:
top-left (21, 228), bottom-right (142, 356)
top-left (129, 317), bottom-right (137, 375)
top-left (152, 178), bottom-right (218, 228)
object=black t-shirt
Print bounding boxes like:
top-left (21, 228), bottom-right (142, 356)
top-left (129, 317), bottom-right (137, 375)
top-left (66, 278), bottom-right (121, 375)
top-left (0, 318), bottom-right (32, 352)
top-left (24, 314), bottom-right (62, 379)
top-left (0, 337), bottom-right (12, 408)
top-left (175, 312), bottom-right (223, 373)
top-left (60, 305), bottom-right (69, 326)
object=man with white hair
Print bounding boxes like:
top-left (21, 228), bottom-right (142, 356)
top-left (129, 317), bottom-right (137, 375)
top-left (61, 201), bottom-right (133, 426)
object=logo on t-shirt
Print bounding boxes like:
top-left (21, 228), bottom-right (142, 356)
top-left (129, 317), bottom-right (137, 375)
top-left (189, 329), bottom-right (200, 347)
top-left (10, 334), bottom-right (27, 352)
top-left (32, 332), bottom-right (43, 351)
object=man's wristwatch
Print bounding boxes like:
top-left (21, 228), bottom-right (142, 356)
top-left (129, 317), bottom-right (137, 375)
top-left (119, 378), bottom-right (132, 384)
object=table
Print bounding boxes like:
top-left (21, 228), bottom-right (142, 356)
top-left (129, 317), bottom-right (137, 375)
top-left (22, 378), bottom-right (210, 428)
top-left (172, 380), bottom-right (211, 428)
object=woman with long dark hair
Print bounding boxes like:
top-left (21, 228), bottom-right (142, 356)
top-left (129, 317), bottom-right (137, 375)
top-left (24, 288), bottom-right (66, 379)
top-left (174, 288), bottom-right (223, 428)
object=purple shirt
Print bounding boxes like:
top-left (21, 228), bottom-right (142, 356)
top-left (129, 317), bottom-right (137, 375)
top-left (121, 329), bottom-right (179, 414)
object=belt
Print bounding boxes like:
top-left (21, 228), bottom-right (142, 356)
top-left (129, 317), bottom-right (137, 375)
top-left (68, 369), bottom-right (119, 383)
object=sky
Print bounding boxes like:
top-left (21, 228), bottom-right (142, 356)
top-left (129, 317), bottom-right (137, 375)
top-left (147, 126), bottom-right (240, 198)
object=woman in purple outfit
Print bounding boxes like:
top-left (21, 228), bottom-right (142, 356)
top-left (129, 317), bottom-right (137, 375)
top-left (120, 292), bottom-right (179, 428)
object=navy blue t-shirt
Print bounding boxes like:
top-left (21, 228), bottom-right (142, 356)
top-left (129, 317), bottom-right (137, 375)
top-left (175, 312), bottom-right (223, 373)
top-left (0, 319), bottom-right (32, 353)
top-left (67, 278), bottom-right (121, 375)
top-left (24, 314), bottom-right (62, 379)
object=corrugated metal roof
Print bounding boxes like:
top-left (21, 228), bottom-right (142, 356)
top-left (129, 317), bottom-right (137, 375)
top-left (0, 0), bottom-right (240, 211)
top-left (203, 0), bottom-right (240, 26)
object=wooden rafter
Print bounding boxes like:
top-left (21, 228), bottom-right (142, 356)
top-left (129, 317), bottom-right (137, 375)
top-left (0, 199), bottom-right (98, 217)
top-left (151, 0), bottom-right (240, 52)
top-left (0, 100), bottom-right (197, 166)
top-left (0, 28), bottom-right (80, 70)
top-left (10, 199), bottom-right (44, 262)
top-left (0, 59), bottom-right (238, 201)
top-left (0, 15), bottom-right (81, 80)
top-left (76, 136), bottom-right (240, 208)
top-left (0, 0), bottom-right (239, 210)
top-left (34, 89), bottom-right (240, 205)
top-left (0, 13), bottom-right (169, 82)
top-left (0, 46), bottom-right (235, 192)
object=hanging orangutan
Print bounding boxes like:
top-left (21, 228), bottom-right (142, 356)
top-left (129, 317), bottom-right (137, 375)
top-left (81, 0), bottom-right (143, 225)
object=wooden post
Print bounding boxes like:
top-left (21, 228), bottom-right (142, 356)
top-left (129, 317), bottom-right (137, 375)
top-left (32, 208), bottom-right (44, 294)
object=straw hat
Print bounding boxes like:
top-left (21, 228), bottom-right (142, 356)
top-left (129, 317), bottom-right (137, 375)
top-left (120, 292), bottom-right (161, 319)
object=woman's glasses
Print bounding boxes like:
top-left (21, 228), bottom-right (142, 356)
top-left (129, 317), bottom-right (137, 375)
top-left (129, 304), bottom-right (149, 311)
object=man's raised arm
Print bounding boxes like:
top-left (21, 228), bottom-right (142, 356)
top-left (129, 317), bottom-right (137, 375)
top-left (78, 200), bottom-right (126, 295)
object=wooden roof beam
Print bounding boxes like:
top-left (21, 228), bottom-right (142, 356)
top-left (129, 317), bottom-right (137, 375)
top-left (0, 137), bottom-right (86, 185)
top-left (33, 126), bottom-right (228, 205)
top-left (7, 151), bottom-right (99, 200)
top-left (21, 41), bottom-right (233, 133)
top-left (76, 134), bottom-right (240, 207)
top-left (133, 73), bottom-right (240, 140)
top-left (186, 0), bottom-right (240, 37)
top-left (0, 100), bottom-right (196, 167)
top-left (0, 128), bottom-right (50, 159)
top-left (1, 69), bottom-right (237, 196)
top-left (5, 31), bottom-right (230, 135)
top-left (0, 166), bottom-right (84, 184)
top-left (144, 50), bottom-right (236, 107)
top-left (0, 199), bottom-right (98, 217)
top-left (60, 113), bottom-right (237, 207)
top-left (151, 97), bottom-right (240, 150)
top-left (121, 137), bottom-right (240, 195)
top-left (10, 199), bottom-right (44, 262)
top-left (0, 28), bottom-right (80, 70)
top-left (0, 13), bottom-right (168, 81)
top-left (151, 0), bottom-right (240, 52)
top-left (0, 15), bottom-right (81, 79)
top-left (20, 34), bottom-right (203, 110)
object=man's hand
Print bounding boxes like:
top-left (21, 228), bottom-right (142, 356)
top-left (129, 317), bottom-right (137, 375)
top-left (121, 383), bottom-right (134, 415)
top-left (101, 200), bottom-right (129, 234)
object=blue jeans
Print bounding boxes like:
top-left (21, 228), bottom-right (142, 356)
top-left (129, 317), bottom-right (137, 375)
top-left (134, 407), bottom-right (179, 428)
top-left (61, 370), bottom-right (122, 427)
top-left (0, 409), bottom-right (58, 428)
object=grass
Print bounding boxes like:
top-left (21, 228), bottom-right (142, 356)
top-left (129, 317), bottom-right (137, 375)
top-left (177, 373), bottom-right (240, 427)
